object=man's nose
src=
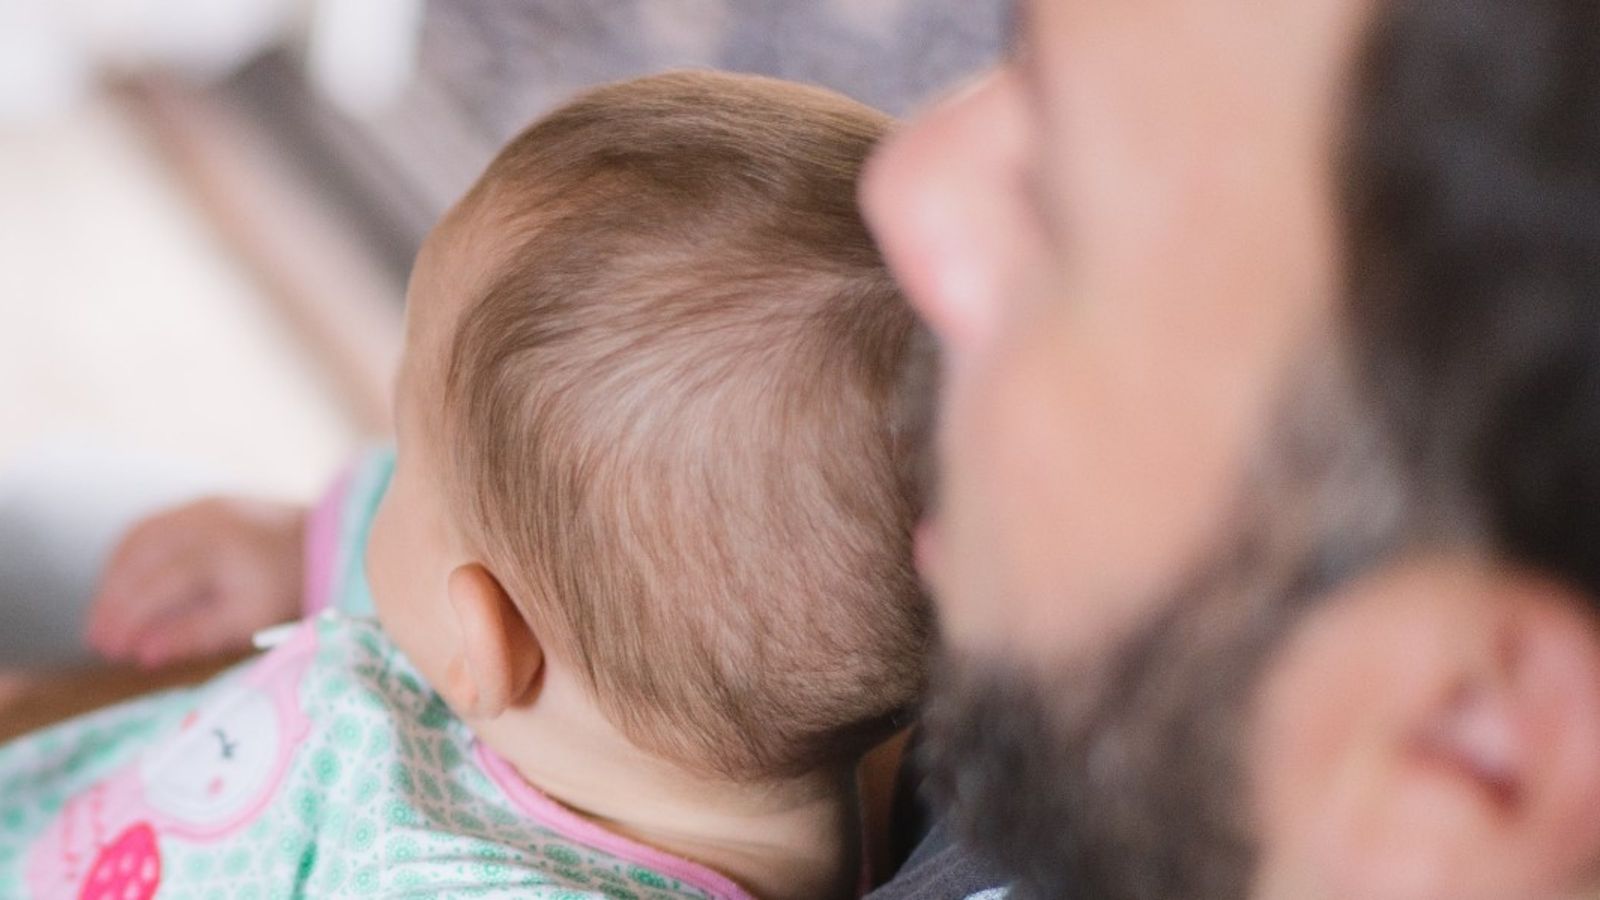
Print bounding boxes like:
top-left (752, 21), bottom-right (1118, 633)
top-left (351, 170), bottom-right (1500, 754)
top-left (861, 72), bottom-right (1015, 354)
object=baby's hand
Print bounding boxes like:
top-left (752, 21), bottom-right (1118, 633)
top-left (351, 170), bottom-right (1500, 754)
top-left (86, 498), bottom-right (308, 668)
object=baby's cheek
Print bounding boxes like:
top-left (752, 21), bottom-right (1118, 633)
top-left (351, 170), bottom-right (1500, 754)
top-left (364, 500), bottom-right (397, 609)
top-left (365, 505), bottom-right (427, 638)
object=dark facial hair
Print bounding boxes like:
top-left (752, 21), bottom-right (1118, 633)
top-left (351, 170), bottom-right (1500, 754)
top-left (920, 352), bottom-right (1417, 900)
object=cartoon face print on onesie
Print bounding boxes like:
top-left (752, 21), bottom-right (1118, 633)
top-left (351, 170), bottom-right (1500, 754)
top-left (26, 625), bottom-right (316, 900)
top-left (137, 687), bottom-right (285, 826)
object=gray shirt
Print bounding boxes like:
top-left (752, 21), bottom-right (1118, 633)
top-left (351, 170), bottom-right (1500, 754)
top-left (866, 821), bottom-right (1006, 900)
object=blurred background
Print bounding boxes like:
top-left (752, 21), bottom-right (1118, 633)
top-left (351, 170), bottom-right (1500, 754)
top-left (0, 0), bottom-right (1004, 500)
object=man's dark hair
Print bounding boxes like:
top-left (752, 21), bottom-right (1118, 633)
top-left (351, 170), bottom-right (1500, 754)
top-left (1344, 0), bottom-right (1600, 593)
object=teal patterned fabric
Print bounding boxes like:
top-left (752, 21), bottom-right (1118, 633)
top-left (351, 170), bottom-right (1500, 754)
top-left (0, 451), bottom-right (742, 899)
top-left (0, 617), bottom-right (731, 899)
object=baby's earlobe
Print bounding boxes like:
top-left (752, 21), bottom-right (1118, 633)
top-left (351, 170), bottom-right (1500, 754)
top-left (446, 563), bottom-right (544, 720)
top-left (441, 654), bottom-right (483, 718)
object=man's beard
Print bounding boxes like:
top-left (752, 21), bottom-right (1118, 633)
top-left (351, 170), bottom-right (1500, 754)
top-left (921, 559), bottom-right (1294, 900)
top-left (919, 352), bottom-right (1421, 900)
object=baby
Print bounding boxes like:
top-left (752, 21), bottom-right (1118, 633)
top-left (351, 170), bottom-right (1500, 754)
top-left (1, 71), bottom-right (929, 899)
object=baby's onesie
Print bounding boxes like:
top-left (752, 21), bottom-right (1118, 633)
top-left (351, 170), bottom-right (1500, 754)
top-left (0, 449), bottom-right (755, 900)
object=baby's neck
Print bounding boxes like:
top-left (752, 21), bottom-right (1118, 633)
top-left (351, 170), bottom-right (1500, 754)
top-left (472, 685), bottom-right (860, 900)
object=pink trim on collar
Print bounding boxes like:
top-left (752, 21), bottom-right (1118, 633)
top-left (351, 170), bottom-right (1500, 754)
top-left (473, 743), bottom-right (758, 900)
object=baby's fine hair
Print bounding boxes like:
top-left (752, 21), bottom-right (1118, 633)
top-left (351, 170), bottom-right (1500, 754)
top-left (444, 71), bottom-right (930, 780)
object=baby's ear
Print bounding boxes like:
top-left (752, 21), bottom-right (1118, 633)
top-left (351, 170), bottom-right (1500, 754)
top-left (441, 563), bottom-right (543, 720)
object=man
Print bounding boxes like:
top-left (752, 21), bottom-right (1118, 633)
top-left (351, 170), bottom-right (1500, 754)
top-left (864, 0), bottom-right (1600, 897)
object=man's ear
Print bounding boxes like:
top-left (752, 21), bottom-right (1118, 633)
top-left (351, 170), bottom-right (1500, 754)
top-left (440, 563), bottom-right (543, 720)
top-left (1254, 557), bottom-right (1600, 899)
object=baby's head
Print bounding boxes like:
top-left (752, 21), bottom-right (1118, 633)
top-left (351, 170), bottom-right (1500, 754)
top-left (368, 71), bottom-right (930, 782)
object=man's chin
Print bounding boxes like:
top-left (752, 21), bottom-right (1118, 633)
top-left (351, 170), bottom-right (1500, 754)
top-left (921, 646), bottom-right (1259, 900)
